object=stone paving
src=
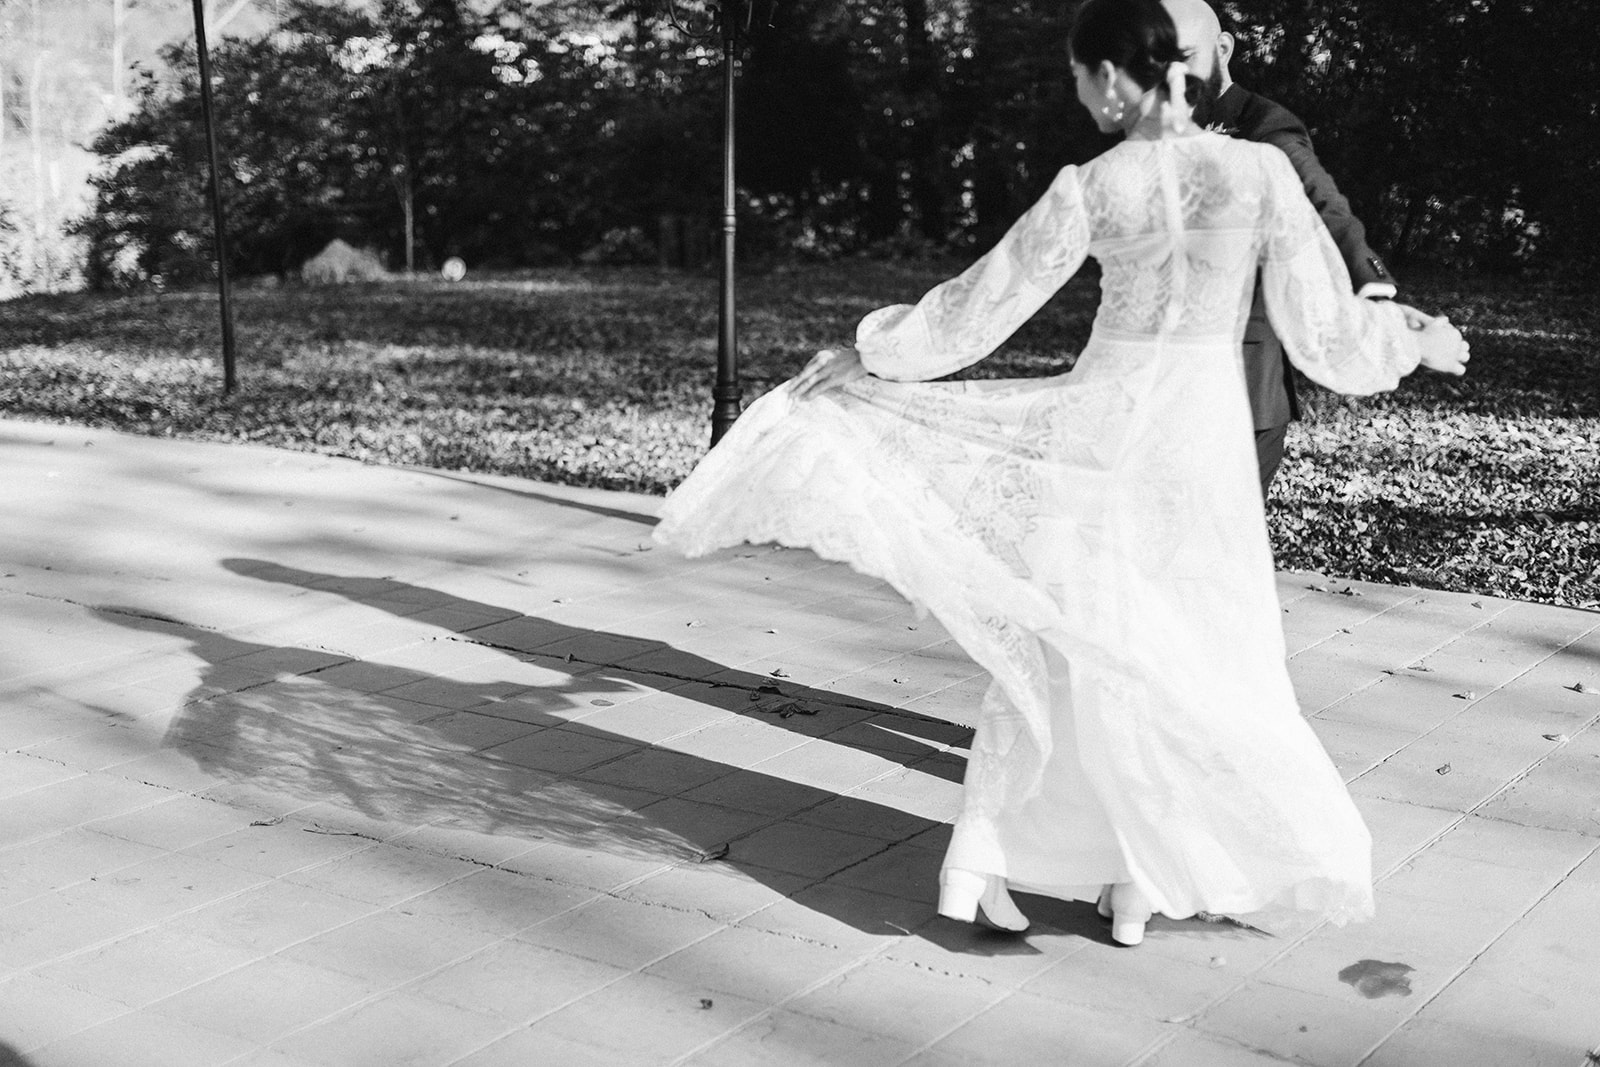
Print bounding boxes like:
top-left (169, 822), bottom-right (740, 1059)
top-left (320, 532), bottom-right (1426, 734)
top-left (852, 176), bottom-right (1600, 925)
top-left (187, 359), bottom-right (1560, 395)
top-left (1, 416), bottom-right (1596, 1067)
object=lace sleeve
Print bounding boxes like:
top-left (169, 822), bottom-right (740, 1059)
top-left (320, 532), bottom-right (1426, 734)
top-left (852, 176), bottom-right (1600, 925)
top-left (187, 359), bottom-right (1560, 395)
top-left (1260, 148), bottom-right (1420, 395)
top-left (855, 166), bottom-right (1091, 382)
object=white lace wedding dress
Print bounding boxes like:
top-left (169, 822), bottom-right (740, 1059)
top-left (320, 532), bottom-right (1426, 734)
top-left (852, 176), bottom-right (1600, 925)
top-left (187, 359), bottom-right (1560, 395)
top-left (655, 132), bottom-right (1420, 924)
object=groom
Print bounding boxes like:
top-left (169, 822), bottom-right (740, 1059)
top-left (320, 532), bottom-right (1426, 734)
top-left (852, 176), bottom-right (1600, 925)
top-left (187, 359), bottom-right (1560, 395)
top-left (1163, 0), bottom-right (1419, 495)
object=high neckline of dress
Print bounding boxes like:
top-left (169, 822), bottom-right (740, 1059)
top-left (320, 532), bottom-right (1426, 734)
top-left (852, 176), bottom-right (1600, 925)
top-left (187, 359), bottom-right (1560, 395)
top-left (1125, 129), bottom-right (1212, 146)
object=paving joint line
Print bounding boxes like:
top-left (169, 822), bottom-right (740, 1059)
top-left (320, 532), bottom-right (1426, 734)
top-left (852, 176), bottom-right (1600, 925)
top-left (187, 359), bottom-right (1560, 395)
top-left (1351, 832), bottom-right (1600, 1067)
top-left (443, 631), bottom-right (956, 728)
top-left (1305, 593), bottom-right (1513, 718)
top-left (1287, 588), bottom-right (1497, 661)
top-left (1361, 699), bottom-right (1600, 888)
top-left (1347, 613), bottom-right (1598, 790)
top-left (4, 582), bottom-right (969, 733)
top-left (430, 892), bottom-right (750, 1067)
top-left (662, 934), bottom-right (910, 1067)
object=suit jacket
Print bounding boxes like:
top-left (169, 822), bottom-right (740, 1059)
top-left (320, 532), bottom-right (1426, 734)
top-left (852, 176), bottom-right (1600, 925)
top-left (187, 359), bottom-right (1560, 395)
top-left (1204, 85), bottom-right (1395, 429)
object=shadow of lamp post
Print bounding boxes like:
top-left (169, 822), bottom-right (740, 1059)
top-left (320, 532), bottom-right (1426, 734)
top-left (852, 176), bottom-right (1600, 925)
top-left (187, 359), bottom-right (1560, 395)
top-left (660, 0), bottom-right (780, 445)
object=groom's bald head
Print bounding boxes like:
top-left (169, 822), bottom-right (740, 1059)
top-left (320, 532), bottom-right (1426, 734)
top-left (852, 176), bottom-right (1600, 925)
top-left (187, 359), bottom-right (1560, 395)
top-left (1162, 0), bottom-right (1232, 87)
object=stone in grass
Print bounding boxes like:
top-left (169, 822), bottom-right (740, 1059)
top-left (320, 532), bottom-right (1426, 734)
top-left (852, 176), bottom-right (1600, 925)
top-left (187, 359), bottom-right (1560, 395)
top-left (301, 238), bottom-right (389, 284)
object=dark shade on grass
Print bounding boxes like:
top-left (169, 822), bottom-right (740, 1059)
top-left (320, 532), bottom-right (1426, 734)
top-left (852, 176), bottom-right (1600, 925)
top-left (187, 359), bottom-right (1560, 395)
top-left (1, 263), bottom-right (1595, 609)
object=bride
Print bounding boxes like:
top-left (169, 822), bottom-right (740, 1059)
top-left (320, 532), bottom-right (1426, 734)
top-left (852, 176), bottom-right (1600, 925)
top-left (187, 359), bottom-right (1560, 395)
top-left (654, 0), bottom-right (1469, 946)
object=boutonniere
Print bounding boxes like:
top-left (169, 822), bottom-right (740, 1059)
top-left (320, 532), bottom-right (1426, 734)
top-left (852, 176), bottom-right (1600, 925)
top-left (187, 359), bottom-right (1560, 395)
top-left (1204, 122), bottom-right (1239, 136)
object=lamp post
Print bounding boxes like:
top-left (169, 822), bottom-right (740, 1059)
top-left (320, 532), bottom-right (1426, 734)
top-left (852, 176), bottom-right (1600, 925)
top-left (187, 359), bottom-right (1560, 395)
top-left (660, 1), bottom-right (776, 445)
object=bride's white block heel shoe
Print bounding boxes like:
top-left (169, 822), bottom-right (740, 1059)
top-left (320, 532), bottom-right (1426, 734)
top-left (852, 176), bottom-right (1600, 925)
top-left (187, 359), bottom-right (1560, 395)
top-left (938, 869), bottom-right (1030, 933)
top-left (1108, 882), bottom-right (1153, 946)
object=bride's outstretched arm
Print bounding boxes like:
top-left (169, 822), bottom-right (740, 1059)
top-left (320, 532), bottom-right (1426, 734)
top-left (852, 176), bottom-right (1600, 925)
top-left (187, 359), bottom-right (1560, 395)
top-left (850, 166), bottom-right (1093, 383)
top-left (1261, 149), bottom-right (1468, 392)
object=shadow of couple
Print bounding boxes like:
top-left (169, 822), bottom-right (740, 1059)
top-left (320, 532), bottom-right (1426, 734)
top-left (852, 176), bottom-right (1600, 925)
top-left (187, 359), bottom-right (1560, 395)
top-left (93, 557), bottom-right (1113, 952)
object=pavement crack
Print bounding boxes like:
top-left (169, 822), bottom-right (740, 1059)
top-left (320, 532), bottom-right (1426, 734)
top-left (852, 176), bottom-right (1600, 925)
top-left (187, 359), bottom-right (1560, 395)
top-left (443, 633), bottom-right (950, 723)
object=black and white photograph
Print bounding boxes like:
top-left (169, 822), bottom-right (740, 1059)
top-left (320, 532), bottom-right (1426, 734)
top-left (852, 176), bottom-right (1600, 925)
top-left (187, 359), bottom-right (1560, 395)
top-left (1, 0), bottom-right (1596, 1063)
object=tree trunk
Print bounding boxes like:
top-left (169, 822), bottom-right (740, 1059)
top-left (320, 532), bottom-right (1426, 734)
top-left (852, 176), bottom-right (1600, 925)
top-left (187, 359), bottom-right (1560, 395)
top-left (1393, 191), bottom-right (1427, 269)
top-left (398, 169), bottom-right (415, 273)
top-left (966, 4), bottom-right (1012, 246)
top-left (112, 0), bottom-right (125, 110)
top-left (901, 0), bottom-right (944, 242)
top-left (862, 163), bottom-right (901, 244)
top-left (29, 0), bottom-right (45, 237)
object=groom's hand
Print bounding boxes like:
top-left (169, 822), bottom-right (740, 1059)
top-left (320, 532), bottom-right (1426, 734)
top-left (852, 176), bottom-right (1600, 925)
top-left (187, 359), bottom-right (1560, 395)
top-left (794, 347), bottom-right (868, 400)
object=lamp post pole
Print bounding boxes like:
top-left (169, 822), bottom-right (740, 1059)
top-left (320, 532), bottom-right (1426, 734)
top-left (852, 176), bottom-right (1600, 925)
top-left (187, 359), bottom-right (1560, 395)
top-left (190, 0), bottom-right (237, 394)
top-left (662, 1), bottom-right (774, 445)
top-left (710, 8), bottom-right (741, 445)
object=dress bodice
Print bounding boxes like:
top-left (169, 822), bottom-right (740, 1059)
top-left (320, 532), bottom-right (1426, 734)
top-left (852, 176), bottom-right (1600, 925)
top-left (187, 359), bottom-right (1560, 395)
top-left (1080, 136), bottom-right (1267, 341)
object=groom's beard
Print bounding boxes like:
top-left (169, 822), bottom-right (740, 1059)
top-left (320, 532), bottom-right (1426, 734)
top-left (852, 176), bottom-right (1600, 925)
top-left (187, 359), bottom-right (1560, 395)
top-left (1190, 65), bottom-right (1227, 128)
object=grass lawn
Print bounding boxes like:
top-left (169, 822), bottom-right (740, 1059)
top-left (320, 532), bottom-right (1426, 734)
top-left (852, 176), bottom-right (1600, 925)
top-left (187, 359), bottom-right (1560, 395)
top-left (1, 262), bottom-right (1595, 609)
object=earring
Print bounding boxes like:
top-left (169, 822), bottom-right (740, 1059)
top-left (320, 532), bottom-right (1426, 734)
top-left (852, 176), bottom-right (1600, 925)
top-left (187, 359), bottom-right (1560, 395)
top-left (1100, 92), bottom-right (1126, 122)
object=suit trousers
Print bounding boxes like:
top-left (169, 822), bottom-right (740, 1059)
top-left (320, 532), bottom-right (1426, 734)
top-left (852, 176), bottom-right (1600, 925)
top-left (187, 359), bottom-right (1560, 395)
top-left (1255, 423), bottom-right (1288, 498)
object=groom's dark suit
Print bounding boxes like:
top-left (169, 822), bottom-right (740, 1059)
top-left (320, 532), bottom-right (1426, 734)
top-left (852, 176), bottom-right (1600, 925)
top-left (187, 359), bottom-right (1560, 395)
top-left (1203, 85), bottom-right (1396, 493)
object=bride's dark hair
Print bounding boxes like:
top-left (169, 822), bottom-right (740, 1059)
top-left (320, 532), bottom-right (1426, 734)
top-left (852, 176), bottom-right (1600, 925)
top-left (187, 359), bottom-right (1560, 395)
top-left (1070, 0), bottom-right (1202, 106)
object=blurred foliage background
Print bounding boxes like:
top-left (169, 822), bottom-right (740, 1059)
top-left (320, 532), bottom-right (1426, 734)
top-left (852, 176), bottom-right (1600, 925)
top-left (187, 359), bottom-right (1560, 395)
top-left (2, 0), bottom-right (1595, 608)
top-left (2, 0), bottom-right (1596, 293)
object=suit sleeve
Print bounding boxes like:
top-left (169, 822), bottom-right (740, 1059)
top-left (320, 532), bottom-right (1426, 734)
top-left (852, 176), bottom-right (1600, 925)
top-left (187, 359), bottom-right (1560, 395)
top-left (855, 166), bottom-right (1091, 382)
top-left (1254, 103), bottom-right (1396, 295)
top-left (1259, 148), bottom-right (1420, 395)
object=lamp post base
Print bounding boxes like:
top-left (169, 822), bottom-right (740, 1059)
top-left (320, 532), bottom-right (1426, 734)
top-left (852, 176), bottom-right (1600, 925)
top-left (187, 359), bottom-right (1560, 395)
top-left (710, 386), bottom-right (742, 446)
